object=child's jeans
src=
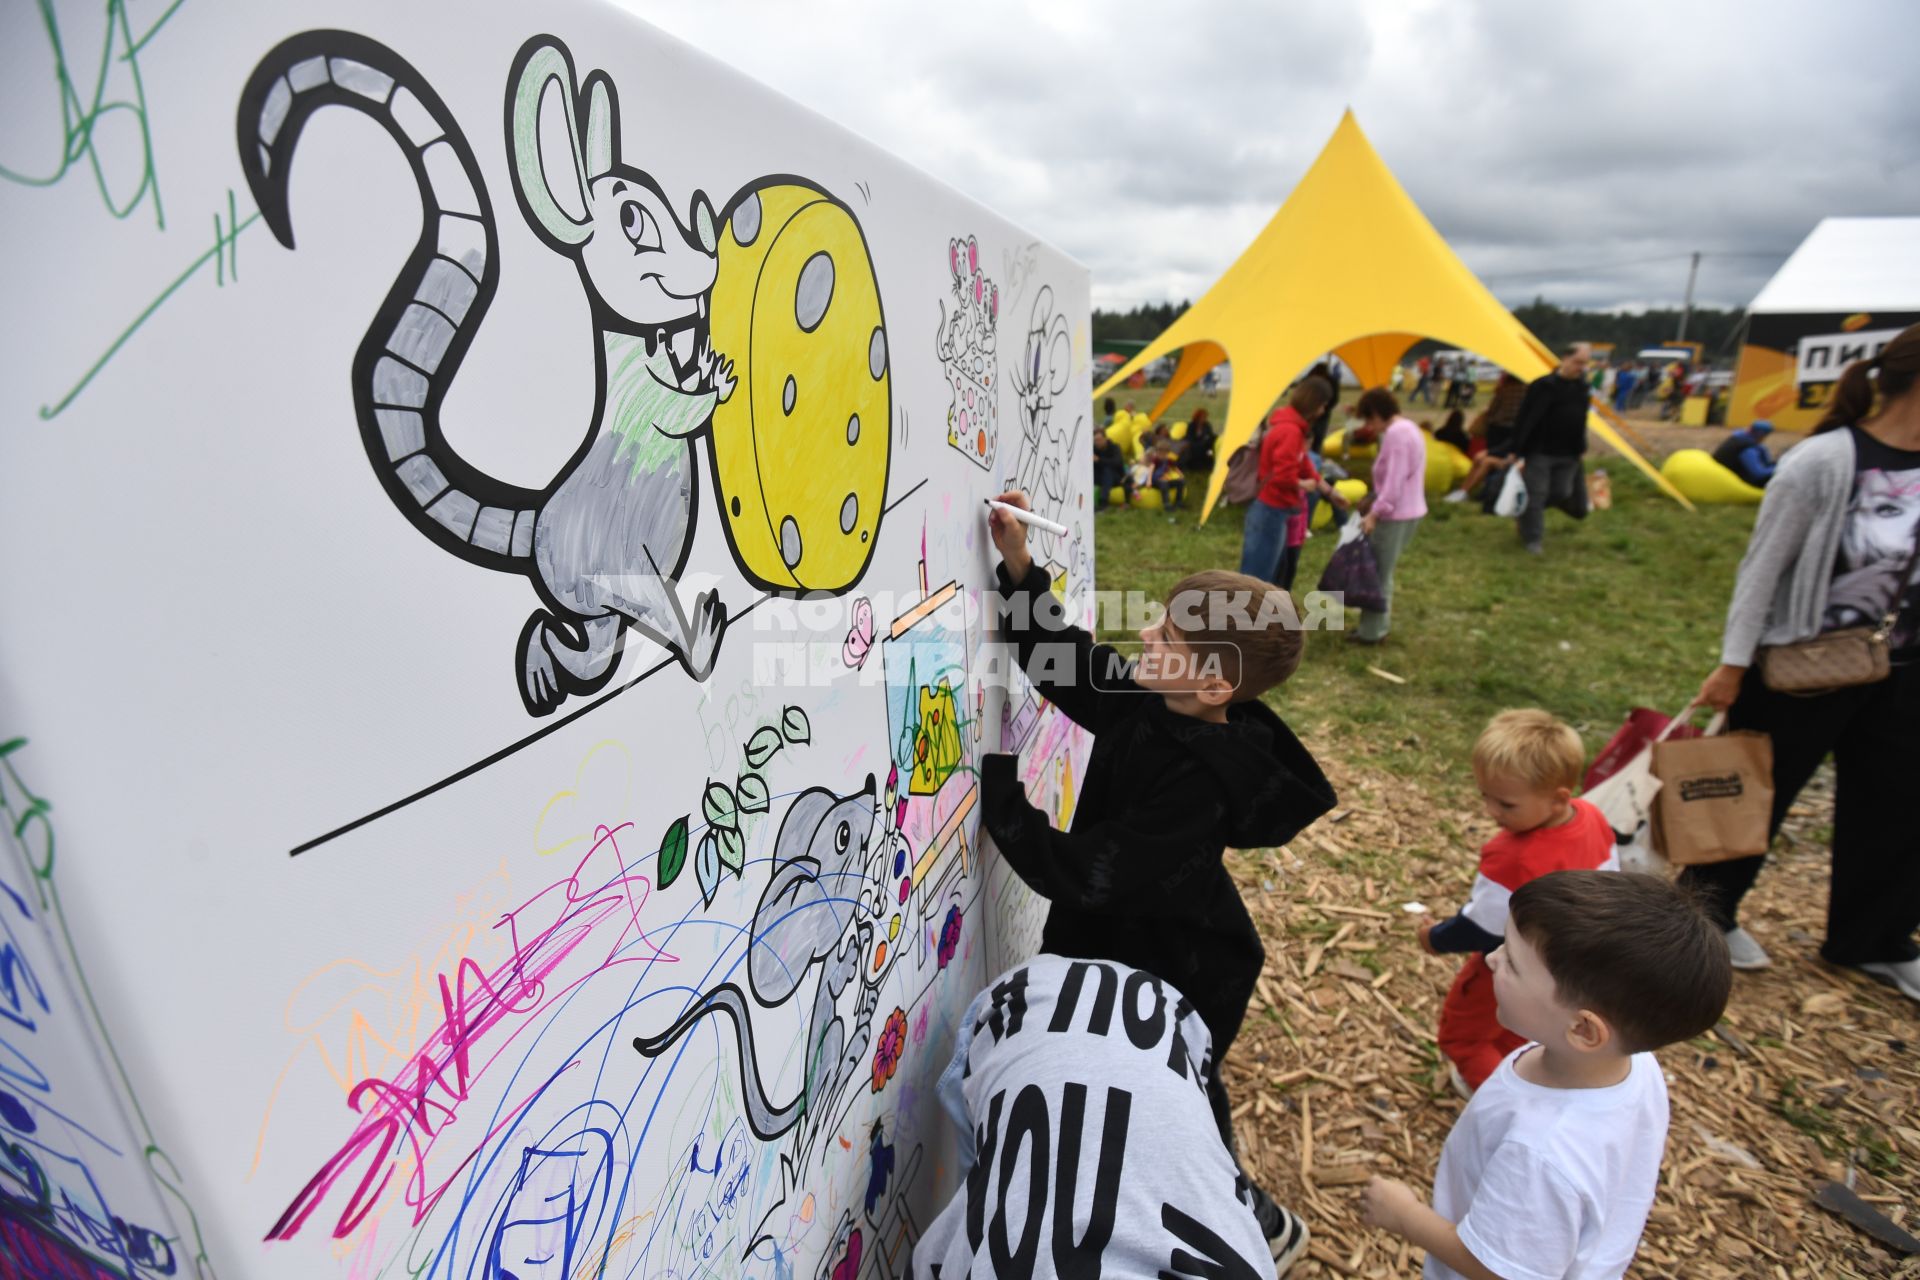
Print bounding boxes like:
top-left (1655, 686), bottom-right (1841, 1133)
top-left (1438, 953), bottom-right (1524, 1088)
top-left (1238, 498), bottom-right (1299, 584)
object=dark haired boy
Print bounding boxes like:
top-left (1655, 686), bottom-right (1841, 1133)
top-left (981, 490), bottom-right (1336, 1271)
top-left (1364, 871), bottom-right (1733, 1280)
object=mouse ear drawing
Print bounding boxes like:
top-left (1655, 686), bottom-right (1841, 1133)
top-left (510, 42), bottom-right (596, 247)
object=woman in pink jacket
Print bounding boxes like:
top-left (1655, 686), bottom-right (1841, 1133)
top-left (1350, 388), bottom-right (1428, 644)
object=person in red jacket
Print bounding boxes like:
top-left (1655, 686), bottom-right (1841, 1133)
top-left (1417, 710), bottom-right (1618, 1093)
top-left (1239, 376), bottom-right (1338, 589)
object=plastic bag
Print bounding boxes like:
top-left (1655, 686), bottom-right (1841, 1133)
top-left (1582, 704), bottom-right (1713, 875)
top-left (1585, 707), bottom-right (1701, 791)
top-left (1318, 532), bottom-right (1386, 612)
top-left (1493, 464), bottom-right (1528, 517)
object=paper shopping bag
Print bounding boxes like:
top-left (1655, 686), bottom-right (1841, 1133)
top-left (1650, 714), bottom-right (1773, 866)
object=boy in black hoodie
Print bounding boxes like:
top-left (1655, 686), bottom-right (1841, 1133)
top-left (980, 489), bottom-right (1337, 1271)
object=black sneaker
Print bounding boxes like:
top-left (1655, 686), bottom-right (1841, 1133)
top-left (1253, 1200), bottom-right (1311, 1274)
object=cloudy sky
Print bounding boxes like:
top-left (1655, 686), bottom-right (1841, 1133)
top-left (625, 0), bottom-right (1919, 316)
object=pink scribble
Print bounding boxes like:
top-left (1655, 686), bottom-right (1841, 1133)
top-left (266, 823), bottom-right (674, 1241)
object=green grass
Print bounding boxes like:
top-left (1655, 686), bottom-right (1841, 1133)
top-left (1091, 385), bottom-right (1758, 798)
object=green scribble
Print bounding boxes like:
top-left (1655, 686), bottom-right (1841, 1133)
top-left (40, 201), bottom-right (259, 420)
top-left (0, 0), bottom-right (187, 228)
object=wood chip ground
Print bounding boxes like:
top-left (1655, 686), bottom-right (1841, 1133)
top-left (1225, 746), bottom-right (1919, 1277)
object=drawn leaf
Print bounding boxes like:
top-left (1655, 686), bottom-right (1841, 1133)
top-left (737, 773), bottom-right (770, 814)
top-left (717, 825), bottom-right (746, 875)
top-left (658, 816), bottom-right (690, 889)
top-left (696, 830), bottom-right (722, 907)
top-left (744, 726), bottom-right (785, 770)
top-left (702, 781), bottom-right (738, 829)
top-left (781, 705), bottom-right (812, 746)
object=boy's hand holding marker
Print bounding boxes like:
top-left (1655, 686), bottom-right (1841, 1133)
top-left (985, 489), bottom-right (1035, 578)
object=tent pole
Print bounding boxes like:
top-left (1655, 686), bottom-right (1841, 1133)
top-left (1677, 251), bottom-right (1701, 342)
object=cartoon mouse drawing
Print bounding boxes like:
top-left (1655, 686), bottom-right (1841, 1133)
top-left (239, 32), bottom-right (733, 713)
top-left (1008, 284), bottom-right (1078, 562)
top-left (633, 775), bottom-right (880, 1157)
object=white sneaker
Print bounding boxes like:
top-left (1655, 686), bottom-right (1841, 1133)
top-left (1723, 926), bottom-right (1772, 971)
top-left (1442, 488), bottom-right (1469, 503)
top-left (1856, 958), bottom-right (1920, 1002)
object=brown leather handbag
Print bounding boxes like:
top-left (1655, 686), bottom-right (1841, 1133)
top-left (1758, 540), bottom-right (1920, 694)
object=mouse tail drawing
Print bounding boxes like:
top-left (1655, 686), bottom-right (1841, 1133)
top-left (238, 31), bottom-right (544, 573)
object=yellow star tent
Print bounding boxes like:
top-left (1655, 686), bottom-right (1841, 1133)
top-left (1094, 111), bottom-right (1690, 518)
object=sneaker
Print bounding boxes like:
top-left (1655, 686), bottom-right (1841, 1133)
top-left (1723, 926), bottom-right (1772, 971)
top-left (1442, 488), bottom-right (1469, 503)
top-left (1854, 958), bottom-right (1920, 1002)
top-left (1523, 542), bottom-right (1544, 556)
top-left (1447, 1062), bottom-right (1475, 1100)
top-left (1260, 1202), bottom-right (1310, 1274)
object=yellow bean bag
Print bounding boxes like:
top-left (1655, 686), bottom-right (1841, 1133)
top-left (1310, 477), bottom-right (1369, 528)
top-left (1660, 448), bottom-right (1765, 505)
top-left (1323, 428), bottom-right (1378, 461)
top-left (1130, 486), bottom-right (1164, 510)
top-left (1106, 416), bottom-right (1138, 459)
top-left (1170, 421), bottom-right (1188, 440)
top-left (1424, 437), bottom-right (1473, 496)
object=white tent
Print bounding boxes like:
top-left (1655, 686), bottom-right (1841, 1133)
top-left (1731, 217), bottom-right (1920, 429)
top-left (1749, 217), bottom-right (1920, 314)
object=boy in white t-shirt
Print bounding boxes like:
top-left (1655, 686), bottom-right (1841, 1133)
top-left (1362, 871), bottom-right (1732, 1279)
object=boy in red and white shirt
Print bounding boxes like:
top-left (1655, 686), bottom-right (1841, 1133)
top-left (1418, 710), bottom-right (1617, 1092)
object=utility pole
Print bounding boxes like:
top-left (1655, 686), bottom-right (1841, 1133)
top-left (1677, 251), bottom-right (1701, 342)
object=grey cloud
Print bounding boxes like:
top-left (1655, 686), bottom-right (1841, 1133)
top-left (626, 0), bottom-right (1920, 314)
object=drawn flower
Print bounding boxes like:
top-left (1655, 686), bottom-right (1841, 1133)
top-left (936, 906), bottom-right (962, 970)
top-left (871, 1007), bottom-right (908, 1093)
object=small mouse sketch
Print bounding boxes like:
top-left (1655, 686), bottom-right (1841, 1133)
top-left (632, 774), bottom-right (881, 1161)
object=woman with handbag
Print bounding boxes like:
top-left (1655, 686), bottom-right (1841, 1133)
top-left (1692, 322), bottom-right (1920, 1001)
top-left (1346, 388), bottom-right (1427, 645)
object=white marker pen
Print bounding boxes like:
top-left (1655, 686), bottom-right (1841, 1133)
top-left (983, 499), bottom-right (1068, 537)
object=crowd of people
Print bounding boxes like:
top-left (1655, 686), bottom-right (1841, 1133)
top-left (1094, 396), bottom-right (1218, 511)
top-left (915, 325), bottom-right (1920, 1278)
top-left (1602, 358), bottom-right (1720, 422)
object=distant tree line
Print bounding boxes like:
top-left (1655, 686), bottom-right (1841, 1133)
top-left (1093, 297), bottom-right (1747, 365)
top-left (1504, 298), bottom-right (1745, 363)
top-left (1093, 301), bottom-right (1192, 343)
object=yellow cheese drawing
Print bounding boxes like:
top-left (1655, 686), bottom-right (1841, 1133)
top-left (709, 181), bottom-right (891, 592)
